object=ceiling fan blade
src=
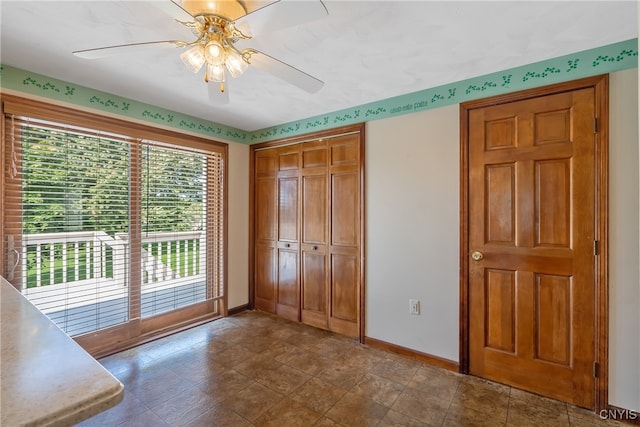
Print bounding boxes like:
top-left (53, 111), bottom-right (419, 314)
top-left (235, 0), bottom-right (328, 36)
top-left (208, 81), bottom-right (230, 104)
top-left (249, 51), bottom-right (324, 93)
top-left (143, 0), bottom-right (195, 23)
top-left (73, 41), bottom-right (182, 59)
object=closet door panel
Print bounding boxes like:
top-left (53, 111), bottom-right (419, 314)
top-left (331, 172), bottom-right (359, 247)
top-left (278, 177), bottom-right (298, 242)
top-left (302, 147), bottom-right (327, 169)
top-left (279, 151), bottom-right (299, 171)
top-left (277, 247), bottom-right (299, 321)
top-left (256, 179), bottom-right (276, 241)
top-left (331, 253), bottom-right (359, 321)
top-left (256, 151), bottom-right (277, 176)
top-left (302, 175), bottom-right (327, 244)
top-left (329, 251), bottom-right (359, 337)
top-left (255, 243), bottom-right (276, 313)
top-left (302, 251), bottom-right (326, 311)
top-left (330, 139), bottom-right (359, 167)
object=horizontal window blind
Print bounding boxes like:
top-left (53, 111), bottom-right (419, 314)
top-left (5, 117), bottom-right (132, 336)
top-left (135, 140), bottom-right (223, 318)
top-left (2, 100), bottom-right (226, 348)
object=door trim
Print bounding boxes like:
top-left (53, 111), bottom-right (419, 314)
top-left (459, 75), bottom-right (609, 411)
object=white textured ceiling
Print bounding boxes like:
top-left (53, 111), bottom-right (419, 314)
top-left (1, 1), bottom-right (638, 132)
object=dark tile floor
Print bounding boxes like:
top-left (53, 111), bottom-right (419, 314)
top-left (80, 311), bottom-right (627, 426)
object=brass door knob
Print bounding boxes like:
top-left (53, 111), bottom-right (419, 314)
top-left (471, 251), bottom-right (484, 261)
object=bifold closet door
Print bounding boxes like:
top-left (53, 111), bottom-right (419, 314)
top-left (252, 125), bottom-right (363, 339)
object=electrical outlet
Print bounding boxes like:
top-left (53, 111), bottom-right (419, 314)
top-left (409, 299), bottom-right (420, 315)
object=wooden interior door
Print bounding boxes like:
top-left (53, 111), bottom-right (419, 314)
top-left (467, 87), bottom-right (597, 408)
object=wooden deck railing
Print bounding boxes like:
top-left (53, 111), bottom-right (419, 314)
top-left (16, 231), bottom-right (205, 289)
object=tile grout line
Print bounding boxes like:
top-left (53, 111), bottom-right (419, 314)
top-left (441, 377), bottom-right (464, 427)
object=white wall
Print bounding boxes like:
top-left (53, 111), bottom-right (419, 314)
top-left (365, 104), bottom-right (460, 361)
top-left (227, 142), bottom-right (250, 309)
top-left (609, 68), bottom-right (640, 411)
top-left (363, 70), bottom-right (640, 410)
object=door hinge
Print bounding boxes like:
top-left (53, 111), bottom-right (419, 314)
top-left (594, 117), bottom-right (599, 133)
top-left (593, 361), bottom-right (600, 378)
top-left (594, 240), bottom-right (600, 256)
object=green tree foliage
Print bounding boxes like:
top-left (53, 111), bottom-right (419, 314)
top-left (142, 145), bottom-right (205, 233)
top-left (21, 125), bottom-right (205, 235)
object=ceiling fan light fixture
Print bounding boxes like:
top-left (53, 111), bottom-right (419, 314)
top-left (225, 49), bottom-right (248, 78)
top-left (204, 40), bottom-right (226, 66)
top-left (180, 45), bottom-right (206, 73)
top-left (205, 63), bottom-right (225, 83)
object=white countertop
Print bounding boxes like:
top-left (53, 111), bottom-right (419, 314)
top-left (1, 276), bottom-right (124, 426)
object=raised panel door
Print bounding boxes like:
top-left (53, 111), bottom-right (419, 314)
top-left (468, 88), bottom-right (596, 408)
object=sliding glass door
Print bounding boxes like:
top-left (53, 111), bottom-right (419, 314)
top-left (2, 96), bottom-right (226, 355)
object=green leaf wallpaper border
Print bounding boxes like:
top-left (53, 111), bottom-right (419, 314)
top-left (252, 38), bottom-right (637, 143)
top-left (1, 38), bottom-right (636, 145)
top-left (0, 65), bottom-right (250, 143)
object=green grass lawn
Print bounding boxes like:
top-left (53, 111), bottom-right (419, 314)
top-left (25, 244), bottom-right (112, 288)
top-left (149, 240), bottom-right (200, 277)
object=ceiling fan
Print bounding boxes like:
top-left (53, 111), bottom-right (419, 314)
top-left (73, 0), bottom-right (328, 103)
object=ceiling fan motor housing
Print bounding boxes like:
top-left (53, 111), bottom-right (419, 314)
top-left (181, 0), bottom-right (246, 20)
